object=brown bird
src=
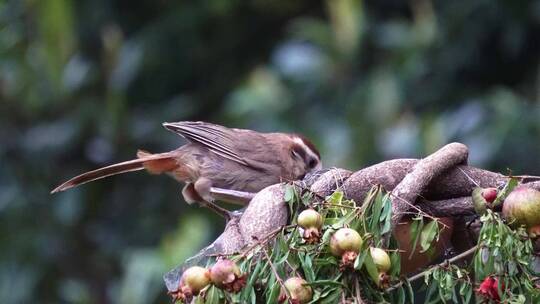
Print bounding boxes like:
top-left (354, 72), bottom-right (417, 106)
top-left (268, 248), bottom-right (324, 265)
top-left (51, 121), bottom-right (322, 217)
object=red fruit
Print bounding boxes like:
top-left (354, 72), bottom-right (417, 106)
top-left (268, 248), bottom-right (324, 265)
top-left (476, 276), bottom-right (504, 302)
top-left (529, 225), bottom-right (540, 238)
top-left (482, 188), bottom-right (498, 203)
top-left (209, 259), bottom-right (246, 293)
top-left (473, 187), bottom-right (498, 215)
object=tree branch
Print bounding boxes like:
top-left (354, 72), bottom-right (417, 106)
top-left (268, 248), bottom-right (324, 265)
top-left (164, 143), bottom-right (540, 293)
top-left (389, 143), bottom-right (469, 230)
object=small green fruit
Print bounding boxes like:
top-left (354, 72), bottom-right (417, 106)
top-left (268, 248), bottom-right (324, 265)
top-left (281, 277), bottom-right (313, 304)
top-left (298, 209), bottom-right (323, 244)
top-left (181, 266), bottom-right (211, 295)
top-left (329, 228), bottom-right (363, 257)
top-left (502, 186), bottom-right (540, 228)
top-left (370, 247), bottom-right (391, 273)
top-left (297, 209), bottom-right (323, 229)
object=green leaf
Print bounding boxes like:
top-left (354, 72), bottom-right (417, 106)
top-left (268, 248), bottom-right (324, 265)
top-left (266, 283), bottom-right (281, 304)
top-left (317, 287), bottom-right (342, 304)
top-left (249, 286), bottom-right (257, 304)
top-left (327, 190), bottom-right (344, 205)
top-left (408, 217), bottom-right (423, 259)
top-left (395, 286), bottom-right (405, 304)
top-left (464, 284), bottom-right (472, 303)
top-left (333, 209), bottom-right (358, 228)
top-left (284, 184), bottom-right (295, 203)
top-left (420, 220), bottom-right (439, 253)
top-left (493, 177), bottom-right (518, 207)
top-left (369, 190), bottom-right (384, 235)
top-left (205, 285), bottom-right (221, 304)
top-left (389, 251), bottom-right (401, 276)
top-left (354, 247), bottom-right (368, 270)
top-left (405, 280), bottom-right (415, 303)
top-left (275, 251), bottom-right (290, 266)
top-left (363, 249), bottom-right (380, 285)
top-left (241, 261), bottom-right (262, 299)
top-left (305, 279), bottom-right (345, 287)
top-left (300, 252), bottom-right (316, 282)
top-left (380, 194), bottom-right (392, 235)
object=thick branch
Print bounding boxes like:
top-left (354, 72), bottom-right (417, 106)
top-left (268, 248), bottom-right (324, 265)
top-left (389, 143), bottom-right (469, 229)
top-left (164, 145), bottom-right (540, 292)
top-left (164, 184), bottom-right (287, 291)
top-left (342, 161), bottom-right (507, 203)
top-left (416, 197), bottom-right (476, 217)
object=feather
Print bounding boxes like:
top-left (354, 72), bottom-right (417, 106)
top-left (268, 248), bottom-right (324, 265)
top-left (162, 121), bottom-right (251, 166)
top-left (51, 152), bottom-right (175, 193)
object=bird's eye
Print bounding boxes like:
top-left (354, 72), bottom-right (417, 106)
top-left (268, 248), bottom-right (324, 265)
top-left (291, 145), bottom-right (305, 160)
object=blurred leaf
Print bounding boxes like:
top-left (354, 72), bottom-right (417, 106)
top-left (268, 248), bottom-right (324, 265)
top-left (160, 214), bottom-right (212, 269)
top-left (37, 0), bottom-right (75, 94)
top-left (326, 0), bottom-right (363, 56)
top-left (118, 250), bottom-right (164, 304)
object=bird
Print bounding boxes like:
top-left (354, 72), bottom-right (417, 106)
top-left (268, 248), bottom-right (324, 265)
top-left (51, 121), bottom-right (322, 218)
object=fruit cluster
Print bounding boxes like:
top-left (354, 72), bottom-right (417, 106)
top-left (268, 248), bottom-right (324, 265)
top-left (171, 205), bottom-right (395, 303)
top-left (169, 259), bottom-right (246, 303)
top-left (472, 184), bottom-right (540, 302)
top-left (474, 185), bottom-right (540, 237)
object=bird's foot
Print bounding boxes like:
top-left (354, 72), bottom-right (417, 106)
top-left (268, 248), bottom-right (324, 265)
top-left (199, 200), bottom-right (232, 221)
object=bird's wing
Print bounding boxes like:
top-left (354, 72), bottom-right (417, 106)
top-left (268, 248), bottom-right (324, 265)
top-left (162, 121), bottom-right (254, 167)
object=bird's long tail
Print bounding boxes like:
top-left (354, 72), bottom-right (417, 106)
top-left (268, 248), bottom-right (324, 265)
top-left (51, 150), bottom-right (178, 193)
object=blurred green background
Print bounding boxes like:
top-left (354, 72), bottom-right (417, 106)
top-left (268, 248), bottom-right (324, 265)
top-left (1, 0), bottom-right (539, 303)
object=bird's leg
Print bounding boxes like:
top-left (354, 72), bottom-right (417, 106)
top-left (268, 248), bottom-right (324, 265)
top-left (181, 183), bottom-right (201, 205)
top-left (193, 178), bottom-right (232, 220)
top-left (209, 187), bottom-right (255, 205)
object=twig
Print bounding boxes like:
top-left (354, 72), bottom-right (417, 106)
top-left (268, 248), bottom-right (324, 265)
top-left (354, 278), bottom-right (366, 304)
top-left (239, 225), bottom-right (295, 258)
top-left (386, 245), bottom-right (478, 292)
top-left (458, 167), bottom-right (480, 187)
top-left (288, 180), bottom-right (328, 202)
top-left (507, 174), bottom-right (540, 181)
top-left (261, 246), bottom-right (290, 302)
top-left (389, 192), bottom-right (438, 223)
top-left (284, 259), bottom-right (301, 277)
top-left (314, 202), bottom-right (360, 210)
